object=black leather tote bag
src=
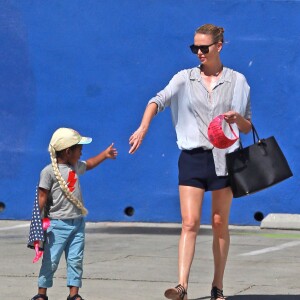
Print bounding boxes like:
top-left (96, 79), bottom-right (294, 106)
top-left (225, 125), bottom-right (293, 198)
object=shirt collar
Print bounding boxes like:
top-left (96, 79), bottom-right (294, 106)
top-left (189, 65), bottom-right (232, 83)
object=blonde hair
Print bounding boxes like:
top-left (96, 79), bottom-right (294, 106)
top-left (195, 24), bottom-right (225, 43)
top-left (48, 144), bottom-right (88, 216)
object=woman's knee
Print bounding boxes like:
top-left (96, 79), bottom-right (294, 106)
top-left (182, 217), bottom-right (200, 233)
top-left (212, 213), bottom-right (228, 233)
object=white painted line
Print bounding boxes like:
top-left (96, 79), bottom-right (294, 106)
top-left (0, 223), bottom-right (30, 231)
top-left (239, 240), bottom-right (300, 256)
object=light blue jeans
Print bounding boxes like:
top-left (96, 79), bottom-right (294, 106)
top-left (38, 217), bottom-right (85, 288)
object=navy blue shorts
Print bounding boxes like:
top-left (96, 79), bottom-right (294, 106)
top-left (178, 147), bottom-right (230, 191)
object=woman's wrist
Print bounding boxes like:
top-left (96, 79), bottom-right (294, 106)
top-left (235, 114), bottom-right (251, 133)
top-left (139, 124), bottom-right (148, 134)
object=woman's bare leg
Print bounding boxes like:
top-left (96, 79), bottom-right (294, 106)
top-left (178, 185), bottom-right (205, 291)
top-left (211, 187), bottom-right (233, 294)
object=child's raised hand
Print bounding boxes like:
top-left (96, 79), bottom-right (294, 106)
top-left (106, 143), bottom-right (118, 159)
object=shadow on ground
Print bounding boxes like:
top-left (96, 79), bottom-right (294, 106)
top-left (86, 226), bottom-right (214, 236)
top-left (85, 224), bottom-right (261, 236)
top-left (192, 295), bottom-right (300, 300)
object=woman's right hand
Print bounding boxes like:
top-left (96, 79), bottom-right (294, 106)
top-left (129, 127), bottom-right (147, 154)
top-left (129, 102), bottom-right (158, 154)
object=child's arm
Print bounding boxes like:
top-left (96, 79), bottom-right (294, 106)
top-left (86, 143), bottom-right (117, 171)
top-left (38, 187), bottom-right (49, 212)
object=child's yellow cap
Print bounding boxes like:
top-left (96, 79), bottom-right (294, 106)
top-left (49, 128), bottom-right (92, 151)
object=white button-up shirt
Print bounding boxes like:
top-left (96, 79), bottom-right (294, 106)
top-left (148, 66), bottom-right (251, 176)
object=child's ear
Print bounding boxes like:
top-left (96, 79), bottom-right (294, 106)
top-left (65, 148), bottom-right (71, 155)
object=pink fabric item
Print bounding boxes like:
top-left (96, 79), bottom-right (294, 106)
top-left (33, 218), bottom-right (51, 263)
top-left (42, 218), bottom-right (50, 231)
top-left (207, 115), bottom-right (238, 149)
top-left (33, 241), bottom-right (43, 263)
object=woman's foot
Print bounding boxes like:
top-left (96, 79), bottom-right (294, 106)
top-left (67, 294), bottom-right (84, 300)
top-left (31, 295), bottom-right (48, 300)
top-left (211, 286), bottom-right (225, 300)
top-left (164, 284), bottom-right (188, 300)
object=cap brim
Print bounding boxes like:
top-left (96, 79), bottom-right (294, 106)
top-left (78, 137), bottom-right (92, 144)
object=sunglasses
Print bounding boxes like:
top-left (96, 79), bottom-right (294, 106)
top-left (190, 42), bottom-right (217, 54)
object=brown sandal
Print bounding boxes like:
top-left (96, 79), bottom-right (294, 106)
top-left (31, 295), bottom-right (48, 300)
top-left (211, 286), bottom-right (225, 299)
top-left (164, 284), bottom-right (187, 300)
top-left (67, 295), bottom-right (84, 300)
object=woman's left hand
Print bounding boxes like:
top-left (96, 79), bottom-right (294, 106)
top-left (223, 111), bottom-right (252, 133)
top-left (223, 111), bottom-right (239, 124)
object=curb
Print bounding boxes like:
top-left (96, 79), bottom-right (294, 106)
top-left (261, 213), bottom-right (300, 230)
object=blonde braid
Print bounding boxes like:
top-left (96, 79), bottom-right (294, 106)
top-left (48, 145), bottom-right (88, 216)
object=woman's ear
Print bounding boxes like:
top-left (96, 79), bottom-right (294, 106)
top-left (217, 41), bottom-right (223, 52)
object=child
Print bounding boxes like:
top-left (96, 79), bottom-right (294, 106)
top-left (30, 128), bottom-right (117, 300)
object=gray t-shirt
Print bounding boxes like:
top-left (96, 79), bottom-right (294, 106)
top-left (39, 161), bottom-right (87, 219)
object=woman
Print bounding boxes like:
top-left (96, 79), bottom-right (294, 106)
top-left (129, 24), bottom-right (251, 300)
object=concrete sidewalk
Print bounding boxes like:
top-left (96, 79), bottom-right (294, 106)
top-left (1, 220), bottom-right (300, 299)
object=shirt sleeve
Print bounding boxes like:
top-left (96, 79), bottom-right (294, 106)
top-left (244, 89), bottom-right (252, 120)
top-left (39, 167), bottom-right (53, 191)
top-left (75, 161), bottom-right (87, 175)
top-left (148, 70), bottom-right (186, 113)
top-left (232, 72), bottom-right (251, 120)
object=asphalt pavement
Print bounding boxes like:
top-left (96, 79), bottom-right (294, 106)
top-left (1, 220), bottom-right (300, 300)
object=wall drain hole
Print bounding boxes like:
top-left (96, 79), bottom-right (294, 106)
top-left (0, 202), bottom-right (6, 213)
top-left (124, 206), bottom-right (134, 217)
top-left (254, 211), bottom-right (264, 222)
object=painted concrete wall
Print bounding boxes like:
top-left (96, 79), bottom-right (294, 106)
top-left (0, 0), bottom-right (299, 225)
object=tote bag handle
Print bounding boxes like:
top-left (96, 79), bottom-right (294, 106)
top-left (238, 123), bottom-right (261, 149)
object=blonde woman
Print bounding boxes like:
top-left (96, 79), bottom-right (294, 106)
top-left (129, 24), bottom-right (252, 300)
top-left (31, 128), bottom-right (117, 300)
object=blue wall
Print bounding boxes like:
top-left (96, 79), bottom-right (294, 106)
top-left (0, 0), bottom-right (299, 225)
